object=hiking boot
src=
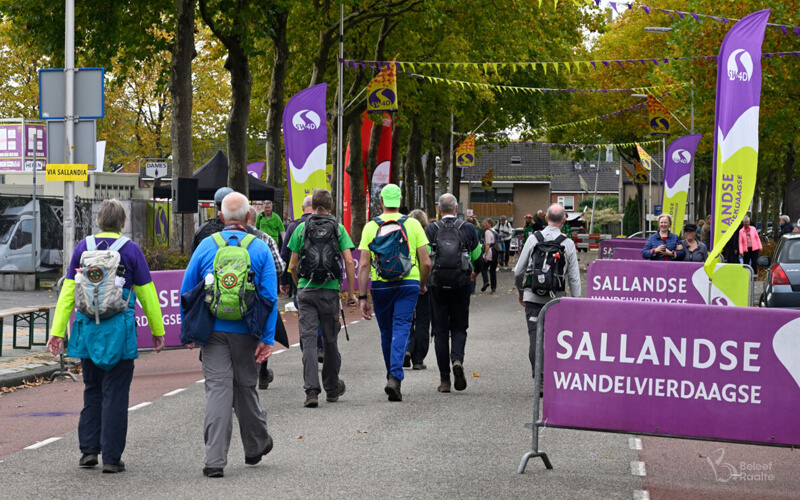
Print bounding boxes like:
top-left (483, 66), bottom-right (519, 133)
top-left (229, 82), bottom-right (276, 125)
top-left (317, 348), bottom-right (324, 364)
top-left (412, 363), bottom-right (426, 370)
top-left (403, 351), bottom-right (412, 368)
top-left (245, 434), bottom-right (274, 465)
top-left (79, 453), bottom-right (98, 468)
top-left (203, 467), bottom-right (224, 478)
top-left (326, 379), bottom-right (346, 402)
top-left (304, 391), bottom-right (319, 408)
top-left (258, 368), bottom-right (274, 390)
top-left (452, 360), bottom-right (467, 391)
top-left (437, 381), bottom-right (451, 393)
top-left (385, 376), bottom-right (402, 402)
top-left (102, 461), bottom-right (126, 473)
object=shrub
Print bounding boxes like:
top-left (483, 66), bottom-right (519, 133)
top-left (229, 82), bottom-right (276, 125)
top-left (142, 246), bottom-right (190, 271)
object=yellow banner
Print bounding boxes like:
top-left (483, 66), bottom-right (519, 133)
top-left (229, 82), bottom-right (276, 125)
top-left (636, 143), bottom-right (653, 171)
top-left (46, 164), bottom-right (88, 181)
top-left (647, 95), bottom-right (672, 137)
top-left (456, 135), bottom-right (475, 168)
top-left (579, 174), bottom-right (589, 192)
top-left (481, 169), bottom-right (493, 189)
top-left (366, 61), bottom-right (398, 114)
top-left (634, 160), bottom-right (649, 184)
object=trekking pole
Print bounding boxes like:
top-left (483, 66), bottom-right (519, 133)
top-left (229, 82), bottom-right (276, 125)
top-left (340, 297), bottom-right (350, 341)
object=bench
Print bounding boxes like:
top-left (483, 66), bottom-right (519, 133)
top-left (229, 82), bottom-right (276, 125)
top-left (0, 304), bottom-right (56, 357)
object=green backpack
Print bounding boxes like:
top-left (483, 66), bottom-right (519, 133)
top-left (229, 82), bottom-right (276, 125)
top-left (204, 232), bottom-right (257, 321)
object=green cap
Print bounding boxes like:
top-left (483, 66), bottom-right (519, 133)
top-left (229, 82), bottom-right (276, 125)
top-left (380, 184), bottom-right (402, 208)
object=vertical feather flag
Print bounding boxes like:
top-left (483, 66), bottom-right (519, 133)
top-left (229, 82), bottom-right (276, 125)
top-left (621, 159), bottom-right (635, 181)
top-left (579, 174), bottom-right (589, 192)
top-left (456, 135), bottom-right (475, 168)
top-left (634, 160), bottom-right (649, 184)
top-left (662, 134), bottom-right (702, 234)
top-left (647, 95), bottom-right (672, 137)
top-left (366, 60), bottom-right (398, 114)
top-left (636, 143), bottom-right (653, 171)
top-left (705, 10), bottom-right (770, 279)
top-left (481, 169), bottom-right (494, 190)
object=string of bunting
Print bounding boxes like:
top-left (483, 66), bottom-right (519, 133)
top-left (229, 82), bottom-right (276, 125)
top-left (464, 164), bottom-right (660, 183)
top-left (342, 51), bottom-right (799, 76)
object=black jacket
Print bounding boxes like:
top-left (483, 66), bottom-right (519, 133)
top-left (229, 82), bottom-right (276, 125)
top-left (191, 217), bottom-right (225, 254)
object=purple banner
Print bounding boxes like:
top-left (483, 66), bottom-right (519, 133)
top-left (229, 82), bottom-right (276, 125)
top-left (607, 247), bottom-right (645, 260)
top-left (134, 270), bottom-right (184, 349)
top-left (543, 298), bottom-right (800, 446)
top-left (662, 134), bottom-right (702, 234)
top-left (598, 238), bottom-right (646, 259)
top-left (247, 161), bottom-right (265, 179)
top-left (587, 259), bottom-right (750, 306)
top-left (283, 84), bottom-right (328, 220)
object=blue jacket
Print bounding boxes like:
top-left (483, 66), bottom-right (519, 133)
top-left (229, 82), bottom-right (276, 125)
top-left (181, 228), bottom-right (278, 345)
top-left (642, 232), bottom-right (685, 261)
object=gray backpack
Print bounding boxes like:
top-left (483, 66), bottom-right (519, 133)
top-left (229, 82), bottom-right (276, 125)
top-left (74, 235), bottom-right (131, 324)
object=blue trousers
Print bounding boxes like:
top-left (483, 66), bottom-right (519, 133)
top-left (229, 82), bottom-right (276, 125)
top-left (79, 358), bottom-right (135, 465)
top-left (371, 280), bottom-right (419, 381)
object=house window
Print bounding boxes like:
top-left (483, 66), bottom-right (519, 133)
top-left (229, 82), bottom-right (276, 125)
top-left (510, 156), bottom-right (522, 165)
top-left (471, 187), bottom-right (513, 203)
top-left (557, 196), bottom-right (575, 211)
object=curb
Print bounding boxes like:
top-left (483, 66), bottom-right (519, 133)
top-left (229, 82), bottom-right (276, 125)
top-left (0, 362), bottom-right (79, 389)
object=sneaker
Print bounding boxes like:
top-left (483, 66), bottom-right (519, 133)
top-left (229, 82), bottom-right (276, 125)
top-left (481, 283), bottom-right (490, 292)
top-left (403, 352), bottom-right (412, 368)
top-left (304, 391), bottom-right (319, 408)
top-left (452, 360), bottom-right (467, 391)
top-left (203, 467), bottom-right (224, 478)
top-left (79, 453), bottom-right (98, 468)
top-left (326, 379), bottom-right (346, 402)
top-left (384, 376), bottom-right (402, 402)
top-left (245, 434), bottom-right (274, 465)
top-left (412, 363), bottom-right (427, 370)
top-left (437, 381), bottom-right (451, 393)
top-left (102, 461), bottom-right (126, 473)
top-left (258, 368), bottom-right (274, 390)
top-left (317, 348), bottom-right (324, 364)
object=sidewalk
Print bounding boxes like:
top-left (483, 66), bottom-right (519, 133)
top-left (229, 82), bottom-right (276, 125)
top-left (0, 290), bottom-right (60, 385)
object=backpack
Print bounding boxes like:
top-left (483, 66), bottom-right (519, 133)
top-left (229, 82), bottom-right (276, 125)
top-left (74, 235), bottom-right (131, 325)
top-left (368, 216), bottom-right (412, 281)
top-left (525, 231), bottom-right (568, 296)
top-left (490, 229), bottom-right (503, 253)
top-left (430, 219), bottom-right (471, 288)
top-left (204, 232), bottom-right (257, 321)
top-left (297, 214), bottom-right (342, 282)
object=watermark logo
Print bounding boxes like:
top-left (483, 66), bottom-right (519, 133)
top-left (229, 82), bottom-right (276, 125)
top-left (706, 448), bottom-right (775, 483)
top-left (727, 49), bottom-right (753, 82)
top-left (291, 110), bottom-right (321, 131)
top-left (672, 149), bottom-right (692, 164)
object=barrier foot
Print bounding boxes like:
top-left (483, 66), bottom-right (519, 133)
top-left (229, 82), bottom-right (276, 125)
top-left (50, 370), bottom-right (78, 382)
top-left (517, 451), bottom-right (553, 473)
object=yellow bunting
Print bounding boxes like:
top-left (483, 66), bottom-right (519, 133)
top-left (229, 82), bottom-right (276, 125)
top-left (542, 63), bottom-right (547, 75)
top-left (553, 62), bottom-right (559, 74)
top-left (563, 62), bottom-right (571, 73)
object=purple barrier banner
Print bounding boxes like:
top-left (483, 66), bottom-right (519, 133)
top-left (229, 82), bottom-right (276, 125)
top-left (598, 238), bottom-right (646, 259)
top-left (587, 259), bottom-right (750, 306)
top-left (608, 248), bottom-right (644, 261)
top-left (543, 298), bottom-right (800, 446)
top-left (134, 270), bottom-right (184, 349)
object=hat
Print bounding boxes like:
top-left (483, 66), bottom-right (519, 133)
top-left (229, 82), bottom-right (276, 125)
top-left (380, 184), bottom-right (402, 208)
top-left (214, 187), bottom-right (234, 205)
top-left (684, 223), bottom-right (697, 233)
top-left (525, 214), bottom-right (533, 218)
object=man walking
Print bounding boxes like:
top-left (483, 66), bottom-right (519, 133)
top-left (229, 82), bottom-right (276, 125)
top-left (424, 194), bottom-right (482, 393)
top-left (358, 184), bottom-right (431, 402)
top-left (288, 189), bottom-right (357, 408)
top-left (514, 203), bottom-right (581, 378)
top-left (494, 216), bottom-right (513, 266)
top-left (480, 219), bottom-right (499, 294)
top-left (181, 192), bottom-right (276, 478)
top-left (255, 200), bottom-right (285, 245)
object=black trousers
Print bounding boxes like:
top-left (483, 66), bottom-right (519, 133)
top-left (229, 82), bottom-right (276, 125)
top-left (481, 257), bottom-right (498, 291)
top-left (430, 285), bottom-right (471, 382)
top-left (407, 291), bottom-right (432, 365)
top-left (742, 248), bottom-right (759, 275)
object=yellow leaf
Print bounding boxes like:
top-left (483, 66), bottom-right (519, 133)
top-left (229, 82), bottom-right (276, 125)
top-left (472, 372), bottom-right (480, 377)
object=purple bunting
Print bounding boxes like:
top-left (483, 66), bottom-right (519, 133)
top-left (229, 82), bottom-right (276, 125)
top-left (641, 6), bottom-right (651, 14)
top-left (722, 17), bottom-right (729, 24)
top-left (639, 59), bottom-right (646, 65)
top-left (602, 61), bottom-right (610, 67)
top-left (610, 1), bottom-right (618, 14)
top-left (691, 13), bottom-right (700, 21)
top-left (781, 25), bottom-right (788, 34)
top-left (677, 11), bottom-right (685, 19)
top-left (796, 27), bottom-right (800, 36)
top-left (591, 61), bottom-right (597, 69)
top-left (765, 53), bottom-right (774, 58)
top-left (616, 61), bottom-right (624, 67)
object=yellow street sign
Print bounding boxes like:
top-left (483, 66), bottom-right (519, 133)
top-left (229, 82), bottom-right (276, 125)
top-left (46, 164), bottom-right (89, 181)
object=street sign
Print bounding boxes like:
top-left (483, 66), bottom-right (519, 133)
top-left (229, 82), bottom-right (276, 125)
top-left (46, 163), bottom-right (88, 181)
top-left (39, 68), bottom-right (105, 120)
top-left (140, 159), bottom-right (172, 179)
top-left (654, 204), bottom-right (662, 216)
top-left (46, 120), bottom-right (96, 168)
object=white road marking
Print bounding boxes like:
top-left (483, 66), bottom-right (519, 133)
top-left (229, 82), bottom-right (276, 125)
top-left (196, 379), bottom-right (205, 384)
top-left (163, 388), bottom-right (186, 397)
top-left (272, 349), bottom-right (286, 355)
top-left (631, 461), bottom-right (647, 476)
top-left (628, 437), bottom-right (643, 450)
top-left (633, 490), bottom-right (651, 500)
top-left (349, 320), bottom-right (360, 325)
top-left (128, 402), bottom-right (152, 412)
top-left (24, 437), bottom-right (62, 450)
top-left (290, 343), bottom-right (300, 347)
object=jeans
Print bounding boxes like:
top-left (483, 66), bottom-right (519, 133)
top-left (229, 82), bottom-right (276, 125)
top-left (79, 358), bottom-right (135, 465)
top-left (430, 285), bottom-right (471, 382)
top-left (371, 280), bottom-right (420, 381)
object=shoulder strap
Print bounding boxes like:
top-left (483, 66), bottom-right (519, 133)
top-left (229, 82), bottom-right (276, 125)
top-left (240, 233), bottom-right (256, 249)
top-left (373, 217), bottom-right (384, 226)
top-left (554, 234), bottom-right (567, 245)
top-left (534, 231), bottom-right (544, 243)
top-left (86, 236), bottom-right (97, 251)
top-left (212, 232), bottom-right (226, 248)
top-left (398, 215), bottom-right (408, 224)
top-left (108, 235), bottom-right (130, 252)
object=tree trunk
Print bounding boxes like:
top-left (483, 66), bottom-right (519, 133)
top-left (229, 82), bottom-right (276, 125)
top-left (225, 41), bottom-right (251, 195)
top-left (760, 183), bottom-right (771, 241)
top-left (265, 11), bottom-right (289, 192)
top-left (347, 118), bottom-right (366, 245)
top-left (424, 149), bottom-right (436, 214)
top-left (783, 142), bottom-right (796, 215)
top-left (169, 0), bottom-right (195, 254)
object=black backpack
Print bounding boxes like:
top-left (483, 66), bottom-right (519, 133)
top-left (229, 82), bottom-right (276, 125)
top-left (525, 231), bottom-right (568, 296)
top-left (430, 219), bottom-right (471, 288)
top-left (298, 214), bottom-right (342, 282)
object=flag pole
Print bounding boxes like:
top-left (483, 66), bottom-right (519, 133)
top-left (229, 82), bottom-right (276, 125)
top-left (336, 3), bottom-right (344, 223)
top-left (448, 112), bottom-right (454, 194)
top-left (589, 148), bottom-right (601, 234)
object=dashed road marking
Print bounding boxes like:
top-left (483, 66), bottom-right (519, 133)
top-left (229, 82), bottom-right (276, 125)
top-left (631, 461), bottom-right (647, 476)
top-left (290, 343), bottom-right (300, 348)
top-left (633, 491), bottom-right (650, 500)
top-left (24, 437), bottom-right (62, 450)
top-left (272, 349), bottom-right (286, 355)
top-left (128, 402), bottom-right (152, 412)
top-left (628, 437), bottom-right (643, 450)
top-left (349, 320), bottom-right (360, 325)
top-left (163, 388), bottom-right (186, 397)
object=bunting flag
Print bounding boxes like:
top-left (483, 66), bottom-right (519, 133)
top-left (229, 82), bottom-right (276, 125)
top-left (456, 135), bottom-right (475, 168)
top-left (705, 10), bottom-right (769, 279)
top-left (481, 169), bottom-right (494, 189)
top-left (647, 95), bottom-right (672, 137)
top-left (579, 174), bottom-right (590, 192)
top-left (282, 83), bottom-right (328, 220)
top-left (621, 159), bottom-right (635, 181)
top-left (662, 134), bottom-right (703, 234)
top-left (366, 61), bottom-right (398, 114)
top-left (636, 143), bottom-right (653, 171)
top-left (634, 160), bottom-right (649, 184)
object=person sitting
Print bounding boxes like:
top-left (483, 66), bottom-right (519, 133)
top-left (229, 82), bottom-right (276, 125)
top-left (678, 224), bottom-right (708, 262)
top-left (642, 214), bottom-right (685, 261)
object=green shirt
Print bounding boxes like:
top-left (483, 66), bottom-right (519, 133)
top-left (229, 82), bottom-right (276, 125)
top-left (288, 221), bottom-right (354, 290)
top-left (256, 212), bottom-right (284, 242)
top-left (358, 212), bottom-right (429, 282)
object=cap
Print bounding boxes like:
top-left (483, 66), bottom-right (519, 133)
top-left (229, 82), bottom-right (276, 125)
top-left (684, 223), bottom-right (697, 233)
top-left (214, 187), bottom-right (234, 205)
top-left (525, 214), bottom-right (533, 218)
top-left (380, 184), bottom-right (402, 208)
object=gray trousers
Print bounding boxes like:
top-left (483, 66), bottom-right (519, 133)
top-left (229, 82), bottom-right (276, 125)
top-left (297, 287), bottom-right (342, 395)
top-left (201, 331), bottom-right (270, 468)
top-left (524, 302), bottom-right (545, 379)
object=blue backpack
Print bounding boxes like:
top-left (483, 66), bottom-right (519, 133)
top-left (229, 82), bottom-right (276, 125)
top-left (368, 216), bottom-right (412, 281)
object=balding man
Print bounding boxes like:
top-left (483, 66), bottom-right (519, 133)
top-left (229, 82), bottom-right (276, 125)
top-left (181, 192), bottom-right (276, 478)
top-left (514, 203), bottom-right (580, 378)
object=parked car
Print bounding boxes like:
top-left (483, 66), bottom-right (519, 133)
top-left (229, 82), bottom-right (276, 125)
top-left (759, 233), bottom-right (800, 309)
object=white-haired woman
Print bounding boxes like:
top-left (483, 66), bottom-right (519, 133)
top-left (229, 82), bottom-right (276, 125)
top-left (738, 216), bottom-right (762, 274)
top-left (641, 214), bottom-right (685, 261)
